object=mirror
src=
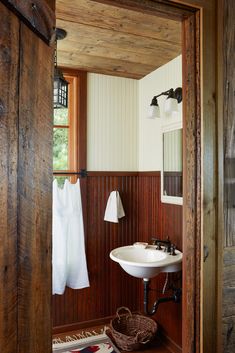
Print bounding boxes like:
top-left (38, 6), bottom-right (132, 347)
top-left (161, 122), bottom-right (183, 205)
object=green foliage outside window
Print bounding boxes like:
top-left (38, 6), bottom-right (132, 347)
top-left (53, 128), bottom-right (68, 170)
top-left (53, 108), bottom-right (69, 171)
top-left (53, 108), bottom-right (68, 125)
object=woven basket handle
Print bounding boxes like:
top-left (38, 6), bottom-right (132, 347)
top-left (116, 307), bottom-right (132, 320)
top-left (136, 331), bottom-right (151, 344)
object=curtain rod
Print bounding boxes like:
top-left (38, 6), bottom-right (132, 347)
top-left (53, 169), bottom-right (88, 178)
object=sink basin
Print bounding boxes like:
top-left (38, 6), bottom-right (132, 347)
top-left (110, 245), bottom-right (182, 280)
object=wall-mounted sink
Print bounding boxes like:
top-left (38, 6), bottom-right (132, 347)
top-left (110, 244), bottom-right (182, 280)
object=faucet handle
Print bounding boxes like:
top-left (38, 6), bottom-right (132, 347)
top-left (156, 242), bottom-right (162, 250)
top-left (170, 244), bottom-right (176, 256)
top-left (151, 237), bottom-right (158, 245)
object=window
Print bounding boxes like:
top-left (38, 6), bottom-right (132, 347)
top-left (53, 69), bottom-right (87, 186)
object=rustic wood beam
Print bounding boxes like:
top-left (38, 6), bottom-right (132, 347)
top-left (91, 0), bottom-right (195, 20)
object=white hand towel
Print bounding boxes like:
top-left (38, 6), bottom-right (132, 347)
top-left (104, 191), bottom-right (125, 223)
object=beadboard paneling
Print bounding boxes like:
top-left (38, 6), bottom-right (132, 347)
top-left (139, 55), bottom-right (182, 171)
top-left (53, 171), bottom-right (182, 350)
top-left (52, 173), bottom-right (139, 328)
top-left (87, 74), bottom-right (138, 171)
top-left (138, 172), bottom-right (182, 347)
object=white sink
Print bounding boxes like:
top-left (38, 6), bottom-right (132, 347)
top-left (110, 244), bottom-right (182, 280)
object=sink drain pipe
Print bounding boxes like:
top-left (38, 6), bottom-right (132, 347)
top-left (143, 279), bottom-right (182, 316)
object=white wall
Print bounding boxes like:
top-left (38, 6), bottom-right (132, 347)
top-left (87, 55), bottom-right (182, 172)
top-left (87, 73), bottom-right (138, 171)
top-left (138, 55), bottom-right (182, 171)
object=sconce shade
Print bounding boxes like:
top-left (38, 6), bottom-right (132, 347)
top-left (54, 67), bottom-right (69, 108)
top-left (148, 96), bottom-right (160, 118)
top-left (164, 97), bottom-right (178, 114)
top-left (148, 105), bottom-right (160, 119)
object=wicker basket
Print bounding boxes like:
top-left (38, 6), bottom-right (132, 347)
top-left (109, 307), bottom-right (158, 351)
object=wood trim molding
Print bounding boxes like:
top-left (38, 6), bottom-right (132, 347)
top-left (53, 316), bottom-right (112, 335)
top-left (88, 171), bottom-right (139, 176)
top-left (182, 10), bottom-right (201, 353)
top-left (216, 1), bottom-right (224, 351)
top-left (91, 0), bottom-right (195, 20)
top-left (88, 171), bottom-right (161, 176)
top-left (138, 171), bottom-right (161, 177)
top-left (78, 71), bottom-right (87, 171)
top-left (161, 334), bottom-right (182, 353)
top-left (220, 1), bottom-right (235, 352)
top-left (59, 68), bottom-right (87, 173)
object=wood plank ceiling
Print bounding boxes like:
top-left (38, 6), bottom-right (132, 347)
top-left (56, 0), bottom-right (182, 79)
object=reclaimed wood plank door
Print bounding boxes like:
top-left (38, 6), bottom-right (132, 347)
top-left (0, 3), bottom-right (19, 353)
top-left (17, 23), bottom-right (54, 353)
top-left (0, 1), bottom-right (55, 352)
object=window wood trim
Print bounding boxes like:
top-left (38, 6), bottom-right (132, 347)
top-left (53, 68), bottom-right (87, 180)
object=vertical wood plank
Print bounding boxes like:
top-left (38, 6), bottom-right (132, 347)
top-left (182, 11), bottom-right (202, 353)
top-left (17, 23), bottom-right (54, 353)
top-left (223, 0), bottom-right (235, 248)
top-left (0, 3), bottom-right (19, 352)
top-left (222, 0), bottom-right (235, 352)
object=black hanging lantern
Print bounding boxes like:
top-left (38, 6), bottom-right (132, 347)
top-left (54, 67), bottom-right (69, 108)
top-left (54, 28), bottom-right (69, 109)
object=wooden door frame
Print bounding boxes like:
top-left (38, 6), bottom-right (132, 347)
top-left (93, 1), bottom-right (218, 353)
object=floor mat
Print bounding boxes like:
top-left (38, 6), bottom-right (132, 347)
top-left (53, 326), bottom-right (109, 345)
top-left (53, 333), bottom-right (120, 353)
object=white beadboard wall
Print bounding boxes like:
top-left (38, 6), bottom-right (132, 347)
top-left (87, 73), bottom-right (138, 171)
top-left (87, 55), bottom-right (182, 171)
top-left (138, 55), bottom-right (182, 171)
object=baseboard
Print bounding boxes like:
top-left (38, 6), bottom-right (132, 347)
top-left (161, 334), bottom-right (182, 353)
top-left (53, 316), bottom-right (112, 335)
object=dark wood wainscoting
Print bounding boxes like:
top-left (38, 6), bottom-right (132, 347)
top-left (138, 172), bottom-right (182, 348)
top-left (53, 172), bottom-right (139, 329)
top-left (53, 171), bottom-right (182, 350)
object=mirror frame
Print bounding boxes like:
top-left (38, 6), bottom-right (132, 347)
top-left (161, 120), bottom-right (183, 205)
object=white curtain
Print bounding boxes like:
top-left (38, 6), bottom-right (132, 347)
top-left (52, 179), bottom-right (90, 295)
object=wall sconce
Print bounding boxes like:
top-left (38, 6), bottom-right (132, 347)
top-left (148, 87), bottom-right (182, 119)
top-left (54, 28), bottom-right (69, 109)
